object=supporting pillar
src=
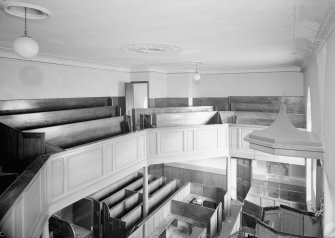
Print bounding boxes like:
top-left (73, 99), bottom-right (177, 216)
top-left (41, 220), bottom-right (49, 238)
top-left (306, 158), bottom-right (317, 211)
top-left (231, 158), bottom-right (237, 200)
top-left (143, 165), bottom-right (149, 218)
top-left (225, 156), bottom-right (232, 218)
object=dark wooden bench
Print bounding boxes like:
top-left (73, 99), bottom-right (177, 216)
top-left (49, 198), bottom-right (95, 238)
top-left (24, 116), bottom-right (126, 149)
top-left (132, 106), bottom-right (214, 130)
top-left (101, 178), bottom-right (180, 238)
top-left (0, 97), bottom-right (115, 115)
top-left (0, 106), bottom-right (120, 130)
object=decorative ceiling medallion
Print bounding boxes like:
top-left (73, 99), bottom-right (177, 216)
top-left (1, 2), bottom-right (53, 20)
top-left (121, 43), bottom-right (182, 55)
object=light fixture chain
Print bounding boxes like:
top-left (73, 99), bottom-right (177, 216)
top-left (24, 7), bottom-right (27, 36)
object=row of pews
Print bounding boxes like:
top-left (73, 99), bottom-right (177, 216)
top-left (0, 97), bottom-right (126, 195)
top-left (48, 170), bottom-right (226, 238)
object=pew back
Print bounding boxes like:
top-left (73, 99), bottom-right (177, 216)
top-left (0, 106), bottom-right (120, 130)
top-left (156, 111), bottom-right (219, 128)
top-left (24, 116), bottom-right (125, 149)
top-left (0, 97), bottom-right (113, 115)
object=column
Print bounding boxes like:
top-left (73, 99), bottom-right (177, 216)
top-left (306, 158), bottom-right (317, 211)
top-left (231, 158), bottom-right (237, 200)
top-left (41, 220), bottom-right (49, 238)
top-left (225, 156), bottom-right (232, 218)
top-left (143, 165), bottom-right (149, 218)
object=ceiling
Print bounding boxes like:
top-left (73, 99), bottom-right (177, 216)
top-left (0, 0), bottom-right (335, 73)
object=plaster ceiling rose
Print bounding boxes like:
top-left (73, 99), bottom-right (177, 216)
top-left (121, 43), bottom-right (182, 55)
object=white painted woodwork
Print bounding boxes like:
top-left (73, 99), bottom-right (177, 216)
top-left (0, 123), bottom-right (318, 237)
top-left (147, 124), bottom-right (229, 164)
top-left (306, 158), bottom-right (317, 211)
top-left (0, 131), bottom-right (147, 238)
top-left (225, 157), bottom-right (232, 217)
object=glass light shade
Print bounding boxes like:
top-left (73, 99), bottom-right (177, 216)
top-left (193, 72), bottom-right (201, 81)
top-left (13, 36), bottom-right (39, 58)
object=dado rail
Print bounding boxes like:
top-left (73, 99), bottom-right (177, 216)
top-left (0, 123), bottom-right (306, 238)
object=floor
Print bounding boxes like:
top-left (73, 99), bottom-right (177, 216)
top-left (218, 200), bottom-right (243, 238)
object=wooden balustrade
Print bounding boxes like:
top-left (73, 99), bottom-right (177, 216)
top-left (0, 122), bottom-right (317, 238)
top-left (0, 131), bottom-right (146, 238)
top-left (147, 124), bottom-right (229, 164)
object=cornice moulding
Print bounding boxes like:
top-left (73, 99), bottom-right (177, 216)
top-left (0, 48), bottom-right (131, 73)
top-left (0, 48), bottom-right (301, 74)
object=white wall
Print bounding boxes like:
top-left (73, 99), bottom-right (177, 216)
top-left (303, 30), bottom-right (335, 237)
top-left (133, 71), bottom-right (304, 98)
top-left (0, 58), bottom-right (130, 100)
top-left (192, 72), bottom-right (304, 97)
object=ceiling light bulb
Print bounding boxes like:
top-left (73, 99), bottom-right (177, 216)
top-left (193, 72), bottom-right (201, 81)
top-left (13, 35), bottom-right (39, 58)
top-left (12, 7), bottom-right (39, 58)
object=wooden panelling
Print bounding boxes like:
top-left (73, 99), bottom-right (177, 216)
top-left (147, 125), bottom-right (229, 164)
top-left (25, 116), bottom-right (124, 149)
top-left (195, 128), bottom-right (218, 151)
top-left (156, 111), bottom-right (217, 128)
top-left (160, 131), bottom-right (184, 154)
top-left (0, 106), bottom-right (119, 130)
top-left (133, 106), bottom-right (213, 129)
top-left (149, 98), bottom-right (189, 108)
top-left (68, 148), bottom-right (103, 190)
top-left (0, 97), bottom-right (113, 115)
top-left (193, 97), bottom-right (229, 111)
top-left (24, 174), bottom-right (43, 237)
top-left (164, 165), bottom-right (226, 190)
top-left (234, 111), bottom-right (306, 128)
top-left (229, 96), bottom-right (305, 114)
top-left (115, 137), bottom-right (139, 170)
top-left (282, 209), bottom-right (304, 235)
top-left (51, 159), bottom-right (64, 197)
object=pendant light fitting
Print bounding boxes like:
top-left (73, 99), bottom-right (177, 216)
top-left (12, 7), bottom-right (39, 58)
top-left (192, 62), bottom-right (203, 81)
top-left (1, 2), bottom-right (53, 58)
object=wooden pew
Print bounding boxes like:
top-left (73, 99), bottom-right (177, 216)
top-left (24, 116), bottom-right (126, 149)
top-left (132, 106), bottom-right (214, 130)
top-left (49, 198), bottom-right (95, 238)
top-left (0, 97), bottom-right (113, 115)
top-left (102, 179), bottom-right (180, 238)
top-left (0, 106), bottom-right (120, 130)
top-left (155, 111), bottom-right (219, 128)
top-left (170, 200), bottom-right (219, 238)
top-left (109, 193), bottom-right (143, 219)
top-left (229, 96), bottom-right (305, 114)
top-left (0, 122), bottom-right (45, 172)
top-left (89, 172), bottom-right (143, 201)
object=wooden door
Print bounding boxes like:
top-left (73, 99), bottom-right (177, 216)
top-left (237, 158), bottom-right (252, 201)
